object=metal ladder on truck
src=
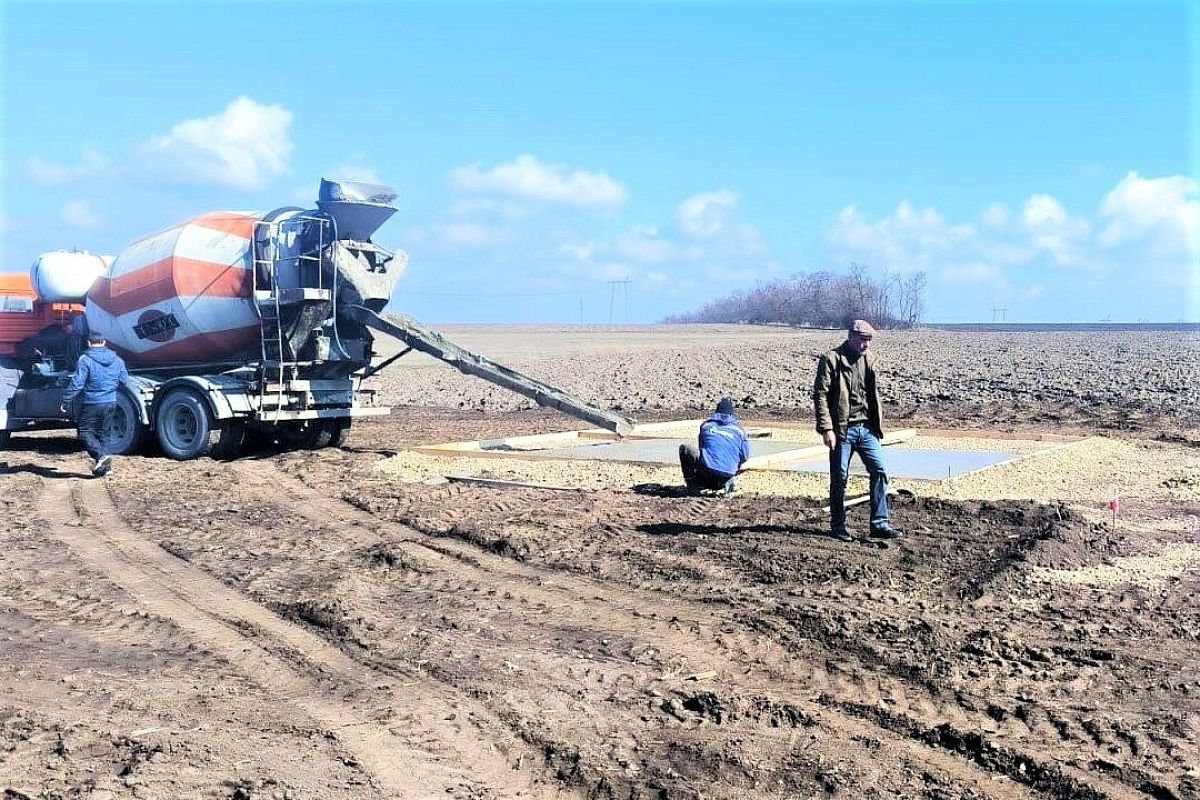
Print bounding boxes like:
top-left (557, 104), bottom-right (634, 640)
top-left (251, 217), bottom-right (331, 422)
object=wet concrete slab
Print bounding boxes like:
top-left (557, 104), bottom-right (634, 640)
top-left (535, 438), bottom-right (802, 463)
top-left (788, 448), bottom-right (1018, 480)
top-left (534, 438), bottom-right (1017, 479)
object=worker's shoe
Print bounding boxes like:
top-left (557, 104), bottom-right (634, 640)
top-left (92, 455), bottom-right (113, 477)
top-left (869, 525), bottom-right (903, 540)
top-left (829, 528), bottom-right (854, 543)
top-left (720, 479), bottom-right (737, 497)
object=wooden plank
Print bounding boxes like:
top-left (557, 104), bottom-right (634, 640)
top-left (445, 475), bottom-right (584, 492)
top-left (914, 428), bottom-right (1083, 443)
top-left (883, 428), bottom-right (918, 445)
top-left (418, 429), bottom-right (591, 453)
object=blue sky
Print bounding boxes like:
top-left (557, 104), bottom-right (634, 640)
top-left (2, 1), bottom-right (1197, 323)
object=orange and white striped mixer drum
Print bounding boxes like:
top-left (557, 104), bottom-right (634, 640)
top-left (86, 212), bottom-right (264, 366)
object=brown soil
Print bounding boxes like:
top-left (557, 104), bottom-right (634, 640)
top-left (2, 327), bottom-right (1198, 799)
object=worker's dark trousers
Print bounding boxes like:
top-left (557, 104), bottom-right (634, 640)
top-left (77, 402), bottom-right (115, 461)
top-left (678, 443), bottom-right (734, 492)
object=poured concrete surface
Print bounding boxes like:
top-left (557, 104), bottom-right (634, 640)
top-left (788, 448), bottom-right (1017, 480)
top-left (533, 438), bottom-right (1017, 480)
top-left (536, 438), bottom-right (803, 463)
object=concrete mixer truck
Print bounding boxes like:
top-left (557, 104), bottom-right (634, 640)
top-left (0, 179), bottom-right (632, 459)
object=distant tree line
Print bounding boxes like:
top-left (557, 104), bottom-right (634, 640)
top-left (663, 264), bottom-right (927, 328)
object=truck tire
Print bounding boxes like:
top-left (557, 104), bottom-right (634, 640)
top-left (110, 391), bottom-right (148, 455)
top-left (279, 419), bottom-right (343, 450)
top-left (328, 419), bottom-right (349, 448)
top-left (155, 388), bottom-right (228, 461)
top-left (208, 422), bottom-right (246, 460)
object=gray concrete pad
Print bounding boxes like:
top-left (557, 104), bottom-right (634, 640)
top-left (533, 437), bottom-right (1017, 480)
top-left (787, 448), bottom-right (1017, 480)
top-left (536, 438), bottom-right (803, 463)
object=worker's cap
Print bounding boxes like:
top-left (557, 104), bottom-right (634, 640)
top-left (848, 319), bottom-right (876, 338)
top-left (87, 332), bottom-right (106, 344)
top-left (716, 397), bottom-right (735, 415)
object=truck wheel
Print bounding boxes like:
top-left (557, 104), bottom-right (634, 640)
top-left (279, 420), bottom-right (342, 450)
top-left (110, 391), bottom-right (147, 455)
top-left (328, 419), bottom-right (349, 448)
top-left (156, 389), bottom-right (218, 460)
top-left (209, 422), bottom-right (246, 460)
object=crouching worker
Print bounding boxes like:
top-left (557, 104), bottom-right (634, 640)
top-left (61, 332), bottom-right (129, 477)
top-left (679, 397), bottom-right (750, 496)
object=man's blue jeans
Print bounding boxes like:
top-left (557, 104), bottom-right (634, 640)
top-left (829, 423), bottom-right (889, 533)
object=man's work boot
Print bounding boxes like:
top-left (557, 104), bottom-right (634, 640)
top-left (830, 528), bottom-right (854, 543)
top-left (92, 455), bottom-right (112, 477)
top-left (869, 525), bottom-right (903, 540)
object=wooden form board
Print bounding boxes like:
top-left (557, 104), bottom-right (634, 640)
top-left (912, 428), bottom-right (1085, 443)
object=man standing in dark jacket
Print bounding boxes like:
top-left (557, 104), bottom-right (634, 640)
top-left (813, 320), bottom-right (902, 542)
top-left (61, 332), bottom-right (128, 477)
top-left (679, 397), bottom-right (751, 495)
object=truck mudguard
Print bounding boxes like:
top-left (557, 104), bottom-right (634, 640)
top-left (153, 375), bottom-right (252, 423)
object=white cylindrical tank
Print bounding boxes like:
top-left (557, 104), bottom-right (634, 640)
top-left (30, 251), bottom-right (110, 303)
top-left (86, 212), bottom-right (265, 366)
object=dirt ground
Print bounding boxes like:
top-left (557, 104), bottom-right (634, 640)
top-left (2, 326), bottom-right (1198, 800)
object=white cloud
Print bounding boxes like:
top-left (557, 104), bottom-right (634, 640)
top-left (1098, 171), bottom-right (1199, 256)
top-left (600, 262), bottom-right (633, 280)
top-left (982, 202), bottom-right (1009, 228)
top-left (1022, 194), bottom-right (1068, 228)
top-left (62, 200), bottom-right (102, 230)
top-left (559, 243), bottom-right (594, 261)
top-left (943, 261), bottom-right (1000, 283)
top-left (145, 96), bottom-right (293, 190)
top-left (451, 154), bottom-right (626, 208)
top-left (327, 163), bottom-right (382, 185)
top-left (27, 147), bottom-right (109, 186)
top-left (823, 173), bottom-right (1198, 307)
top-left (1021, 194), bottom-right (1090, 266)
top-left (824, 200), bottom-right (974, 271)
top-left (677, 190), bottom-right (737, 236)
top-left (614, 231), bottom-right (682, 264)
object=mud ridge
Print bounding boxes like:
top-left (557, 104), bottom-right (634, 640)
top-left (825, 697), bottom-right (1113, 800)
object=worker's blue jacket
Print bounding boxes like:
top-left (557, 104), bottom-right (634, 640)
top-left (63, 346), bottom-right (129, 406)
top-left (699, 412), bottom-right (751, 477)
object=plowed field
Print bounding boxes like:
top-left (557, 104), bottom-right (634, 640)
top-left (2, 326), bottom-right (1198, 800)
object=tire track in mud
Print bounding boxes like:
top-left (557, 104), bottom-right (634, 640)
top-left (244, 461), bottom-right (1156, 800)
top-left (38, 476), bottom-right (574, 800)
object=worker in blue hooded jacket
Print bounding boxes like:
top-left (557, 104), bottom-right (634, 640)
top-left (61, 331), bottom-right (129, 477)
top-left (678, 397), bottom-right (751, 495)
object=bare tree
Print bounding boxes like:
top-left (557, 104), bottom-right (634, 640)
top-left (663, 266), bottom-right (926, 328)
top-left (899, 271), bottom-right (927, 326)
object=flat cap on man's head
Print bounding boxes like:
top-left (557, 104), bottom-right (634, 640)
top-left (716, 397), bottom-right (735, 415)
top-left (849, 319), bottom-right (876, 337)
top-left (87, 332), bottom-right (106, 344)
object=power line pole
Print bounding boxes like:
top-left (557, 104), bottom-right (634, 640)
top-left (607, 280), bottom-right (631, 324)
